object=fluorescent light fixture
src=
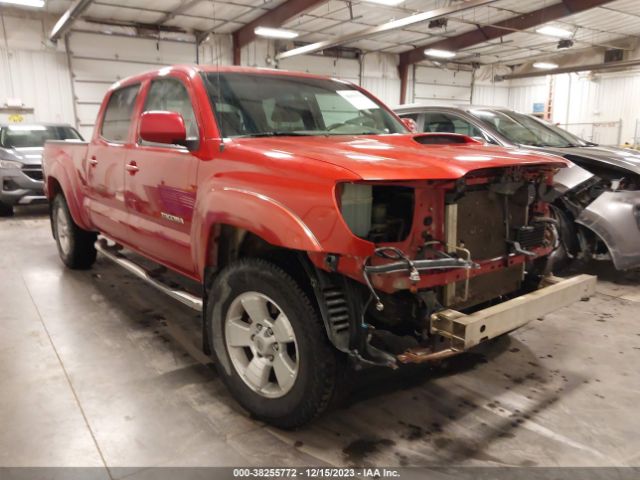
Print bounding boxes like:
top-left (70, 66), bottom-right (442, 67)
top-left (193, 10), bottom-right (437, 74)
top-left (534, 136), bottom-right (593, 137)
top-left (424, 48), bottom-right (456, 59)
top-left (536, 25), bottom-right (572, 38)
top-left (533, 62), bottom-right (559, 70)
top-left (361, 0), bottom-right (404, 5)
top-left (254, 27), bottom-right (299, 39)
top-left (0, 0), bottom-right (45, 7)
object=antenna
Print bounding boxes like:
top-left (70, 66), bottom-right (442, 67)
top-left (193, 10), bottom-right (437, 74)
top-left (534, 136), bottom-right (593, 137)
top-left (211, 0), bottom-right (224, 142)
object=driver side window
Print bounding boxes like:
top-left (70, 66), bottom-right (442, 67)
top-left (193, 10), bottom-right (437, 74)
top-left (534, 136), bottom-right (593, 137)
top-left (143, 78), bottom-right (199, 141)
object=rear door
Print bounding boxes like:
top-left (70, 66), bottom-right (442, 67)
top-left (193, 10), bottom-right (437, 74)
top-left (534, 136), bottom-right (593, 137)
top-left (86, 83), bottom-right (140, 242)
top-left (123, 75), bottom-right (201, 277)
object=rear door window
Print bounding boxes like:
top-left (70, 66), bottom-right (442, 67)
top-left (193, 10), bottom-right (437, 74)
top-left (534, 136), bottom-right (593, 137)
top-left (101, 84), bottom-right (140, 143)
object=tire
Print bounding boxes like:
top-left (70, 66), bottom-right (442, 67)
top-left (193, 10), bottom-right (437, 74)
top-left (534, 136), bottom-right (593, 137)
top-left (546, 205), bottom-right (578, 274)
top-left (52, 194), bottom-right (97, 269)
top-left (0, 202), bottom-right (13, 217)
top-left (207, 258), bottom-right (340, 429)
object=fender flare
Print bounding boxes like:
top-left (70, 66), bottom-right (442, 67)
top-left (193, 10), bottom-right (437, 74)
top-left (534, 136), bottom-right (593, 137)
top-left (46, 164), bottom-right (93, 231)
top-left (193, 187), bottom-right (324, 276)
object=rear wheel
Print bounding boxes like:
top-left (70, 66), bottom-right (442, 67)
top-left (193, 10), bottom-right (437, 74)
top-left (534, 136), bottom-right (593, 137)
top-left (208, 258), bottom-right (340, 428)
top-left (0, 202), bottom-right (13, 217)
top-left (52, 194), bottom-right (97, 269)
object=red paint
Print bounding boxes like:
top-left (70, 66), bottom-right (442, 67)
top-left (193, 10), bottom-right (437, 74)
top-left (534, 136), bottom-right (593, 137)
top-left (43, 65), bottom-right (569, 290)
top-left (139, 111), bottom-right (187, 145)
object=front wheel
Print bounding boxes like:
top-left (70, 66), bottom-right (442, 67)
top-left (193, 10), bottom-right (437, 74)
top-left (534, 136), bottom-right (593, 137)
top-left (52, 194), bottom-right (97, 269)
top-left (208, 258), bottom-right (341, 428)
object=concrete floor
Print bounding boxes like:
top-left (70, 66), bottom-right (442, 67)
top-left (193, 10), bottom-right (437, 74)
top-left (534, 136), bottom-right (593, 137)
top-left (1, 206), bottom-right (640, 476)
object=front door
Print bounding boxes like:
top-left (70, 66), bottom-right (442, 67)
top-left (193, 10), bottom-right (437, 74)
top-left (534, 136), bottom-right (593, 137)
top-left (86, 83), bottom-right (140, 243)
top-left (124, 76), bottom-right (201, 277)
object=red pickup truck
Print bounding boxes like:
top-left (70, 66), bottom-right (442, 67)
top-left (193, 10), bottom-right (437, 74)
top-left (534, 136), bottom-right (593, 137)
top-left (43, 65), bottom-right (595, 428)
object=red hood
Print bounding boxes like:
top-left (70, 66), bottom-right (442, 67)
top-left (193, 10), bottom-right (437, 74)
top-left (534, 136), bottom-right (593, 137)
top-left (230, 134), bottom-right (568, 181)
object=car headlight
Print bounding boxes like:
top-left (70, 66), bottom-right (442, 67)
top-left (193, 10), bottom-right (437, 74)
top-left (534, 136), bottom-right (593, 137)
top-left (0, 159), bottom-right (22, 169)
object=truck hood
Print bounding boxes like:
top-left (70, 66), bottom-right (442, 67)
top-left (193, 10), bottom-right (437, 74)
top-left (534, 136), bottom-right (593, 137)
top-left (231, 135), bottom-right (567, 180)
top-left (0, 147), bottom-right (43, 166)
top-left (533, 145), bottom-right (640, 177)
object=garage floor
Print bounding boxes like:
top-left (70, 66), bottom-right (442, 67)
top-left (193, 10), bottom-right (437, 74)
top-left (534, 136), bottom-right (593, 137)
top-left (2, 207), bottom-right (640, 476)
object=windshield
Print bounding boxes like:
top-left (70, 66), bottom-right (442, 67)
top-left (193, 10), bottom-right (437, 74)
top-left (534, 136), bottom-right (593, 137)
top-left (537, 119), bottom-right (594, 146)
top-left (200, 72), bottom-right (406, 138)
top-left (0, 125), bottom-right (82, 148)
top-left (470, 109), bottom-right (577, 147)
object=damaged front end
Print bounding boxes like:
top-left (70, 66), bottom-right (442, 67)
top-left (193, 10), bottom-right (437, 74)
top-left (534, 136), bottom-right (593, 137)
top-left (306, 165), bottom-right (596, 368)
top-left (551, 161), bottom-right (640, 271)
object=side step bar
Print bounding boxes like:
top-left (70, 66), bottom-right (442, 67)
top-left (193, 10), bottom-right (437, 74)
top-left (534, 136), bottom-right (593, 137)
top-left (95, 237), bottom-right (203, 312)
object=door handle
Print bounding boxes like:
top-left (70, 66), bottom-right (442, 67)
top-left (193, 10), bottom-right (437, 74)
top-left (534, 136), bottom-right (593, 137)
top-left (126, 162), bottom-right (139, 174)
top-left (89, 156), bottom-right (98, 166)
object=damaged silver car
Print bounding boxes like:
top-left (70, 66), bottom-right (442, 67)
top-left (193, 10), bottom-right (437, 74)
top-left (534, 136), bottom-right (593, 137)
top-left (395, 105), bottom-right (640, 271)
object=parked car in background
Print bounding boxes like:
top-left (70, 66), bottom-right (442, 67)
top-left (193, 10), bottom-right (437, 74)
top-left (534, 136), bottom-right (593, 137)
top-left (43, 66), bottom-right (595, 427)
top-left (0, 123), bottom-right (83, 216)
top-left (395, 105), bottom-right (640, 271)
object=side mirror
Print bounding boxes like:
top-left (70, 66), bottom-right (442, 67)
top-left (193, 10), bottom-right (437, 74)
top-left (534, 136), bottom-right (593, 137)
top-left (139, 111), bottom-right (188, 147)
top-left (402, 117), bottom-right (418, 133)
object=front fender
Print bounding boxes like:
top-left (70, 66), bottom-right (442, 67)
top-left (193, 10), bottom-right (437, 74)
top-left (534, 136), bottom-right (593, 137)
top-left (576, 190), bottom-right (640, 270)
top-left (193, 186), bottom-right (323, 276)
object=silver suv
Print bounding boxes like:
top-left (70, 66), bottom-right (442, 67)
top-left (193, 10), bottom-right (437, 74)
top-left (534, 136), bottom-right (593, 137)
top-left (0, 124), bottom-right (82, 216)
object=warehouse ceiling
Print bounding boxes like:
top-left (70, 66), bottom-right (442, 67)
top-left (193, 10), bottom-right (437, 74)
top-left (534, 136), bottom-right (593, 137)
top-left (16, 0), bottom-right (640, 66)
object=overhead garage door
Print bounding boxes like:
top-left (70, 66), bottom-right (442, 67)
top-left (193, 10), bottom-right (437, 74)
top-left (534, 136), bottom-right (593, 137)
top-left (66, 31), bottom-right (197, 139)
top-left (413, 65), bottom-right (472, 106)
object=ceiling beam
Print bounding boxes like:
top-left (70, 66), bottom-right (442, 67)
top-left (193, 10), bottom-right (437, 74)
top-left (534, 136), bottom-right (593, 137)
top-left (497, 57), bottom-right (640, 80)
top-left (398, 0), bottom-right (616, 67)
top-left (231, 0), bottom-right (327, 63)
top-left (277, 0), bottom-right (499, 60)
top-left (157, 0), bottom-right (202, 25)
top-left (49, 0), bottom-right (94, 43)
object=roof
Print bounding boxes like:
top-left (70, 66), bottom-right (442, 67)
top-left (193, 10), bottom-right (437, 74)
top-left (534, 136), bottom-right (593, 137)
top-left (394, 103), bottom-right (513, 112)
top-left (109, 64), bottom-right (357, 90)
top-left (0, 123), bottom-right (77, 128)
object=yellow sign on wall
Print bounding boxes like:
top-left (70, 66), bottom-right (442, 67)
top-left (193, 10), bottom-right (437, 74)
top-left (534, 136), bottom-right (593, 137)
top-left (8, 114), bottom-right (24, 123)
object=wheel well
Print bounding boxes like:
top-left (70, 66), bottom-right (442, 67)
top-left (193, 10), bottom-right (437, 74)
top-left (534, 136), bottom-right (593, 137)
top-left (47, 177), bottom-right (62, 201)
top-left (205, 224), bottom-right (312, 294)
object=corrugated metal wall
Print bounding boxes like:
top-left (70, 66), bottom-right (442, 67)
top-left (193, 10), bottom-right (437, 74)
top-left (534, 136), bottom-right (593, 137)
top-left (504, 77), bottom-right (549, 114)
top-left (472, 84), bottom-right (510, 107)
top-left (0, 14), bottom-right (75, 126)
top-left (552, 72), bottom-right (639, 144)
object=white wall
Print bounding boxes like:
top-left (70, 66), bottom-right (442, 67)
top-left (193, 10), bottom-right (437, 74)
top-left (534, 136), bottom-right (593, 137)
top-left (0, 13), bottom-right (74, 126)
top-left (551, 71), bottom-right (640, 145)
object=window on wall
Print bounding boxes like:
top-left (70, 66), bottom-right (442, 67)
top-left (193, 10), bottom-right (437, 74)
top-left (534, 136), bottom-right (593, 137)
top-left (143, 78), bottom-right (199, 141)
top-left (101, 84), bottom-right (140, 142)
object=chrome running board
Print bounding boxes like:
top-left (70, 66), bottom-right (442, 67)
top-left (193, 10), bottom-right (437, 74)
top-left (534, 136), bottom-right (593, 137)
top-left (95, 237), bottom-right (203, 312)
